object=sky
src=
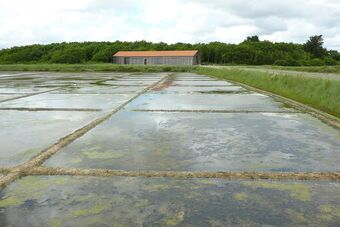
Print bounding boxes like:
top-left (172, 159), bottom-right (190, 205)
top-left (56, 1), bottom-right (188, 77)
top-left (0, 0), bottom-right (340, 50)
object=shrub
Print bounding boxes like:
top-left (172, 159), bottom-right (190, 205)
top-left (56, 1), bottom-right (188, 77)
top-left (323, 57), bottom-right (337, 66)
top-left (310, 58), bottom-right (325, 66)
top-left (274, 58), bottom-right (300, 66)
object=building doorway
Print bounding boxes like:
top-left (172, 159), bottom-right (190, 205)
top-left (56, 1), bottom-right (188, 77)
top-left (124, 57), bottom-right (130, 64)
top-left (144, 59), bottom-right (148, 65)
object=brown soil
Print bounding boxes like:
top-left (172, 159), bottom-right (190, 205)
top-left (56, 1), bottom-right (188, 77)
top-left (23, 167), bottom-right (340, 181)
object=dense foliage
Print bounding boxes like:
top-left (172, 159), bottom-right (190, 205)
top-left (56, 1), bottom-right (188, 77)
top-left (0, 36), bottom-right (339, 66)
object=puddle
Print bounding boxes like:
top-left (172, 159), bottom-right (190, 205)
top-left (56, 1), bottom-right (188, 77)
top-left (36, 72), bottom-right (125, 80)
top-left (0, 93), bottom-right (133, 111)
top-left (38, 81), bottom-right (96, 87)
top-left (0, 176), bottom-right (339, 226)
top-left (103, 80), bottom-right (157, 86)
top-left (45, 111), bottom-right (340, 172)
top-left (0, 73), bottom-right (38, 78)
top-left (128, 93), bottom-right (292, 112)
top-left (151, 86), bottom-right (247, 94)
top-left (0, 77), bottom-right (39, 81)
top-left (124, 76), bottom-right (164, 80)
top-left (0, 94), bottom-right (23, 102)
top-left (50, 86), bottom-right (145, 94)
top-left (174, 78), bottom-right (217, 81)
top-left (172, 80), bottom-right (233, 86)
top-left (0, 110), bottom-right (102, 167)
top-left (0, 88), bottom-right (48, 94)
top-left (118, 78), bottom-right (163, 82)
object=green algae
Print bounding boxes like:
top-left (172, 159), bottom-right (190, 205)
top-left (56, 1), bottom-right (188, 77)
top-left (197, 179), bottom-right (216, 185)
top-left (285, 208), bottom-right (307, 223)
top-left (0, 176), bottom-right (71, 208)
top-left (49, 218), bottom-right (63, 227)
top-left (133, 199), bottom-right (149, 208)
top-left (2, 148), bottom-right (39, 164)
top-left (319, 204), bottom-right (333, 213)
top-left (144, 180), bottom-right (201, 192)
top-left (0, 197), bottom-right (21, 208)
top-left (243, 181), bottom-right (311, 201)
top-left (82, 150), bottom-right (125, 159)
top-left (144, 183), bottom-right (175, 192)
top-left (233, 192), bottom-right (248, 201)
top-left (165, 210), bottom-right (185, 226)
top-left (72, 204), bottom-right (111, 218)
top-left (318, 204), bottom-right (340, 218)
top-left (18, 176), bottom-right (68, 189)
top-left (17, 176), bottom-right (50, 191)
top-left (69, 158), bottom-right (83, 164)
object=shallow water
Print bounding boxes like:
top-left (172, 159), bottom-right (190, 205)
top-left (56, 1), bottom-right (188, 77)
top-left (0, 110), bottom-right (103, 167)
top-left (0, 87), bottom-right (48, 94)
top-left (151, 85), bottom-right (247, 94)
top-left (128, 93), bottom-right (293, 112)
top-left (172, 80), bottom-right (233, 86)
top-left (0, 93), bottom-right (133, 111)
top-left (50, 86), bottom-right (146, 94)
top-left (0, 94), bottom-right (23, 102)
top-left (45, 111), bottom-right (340, 172)
top-left (0, 176), bottom-right (339, 226)
top-left (1, 72), bottom-right (339, 226)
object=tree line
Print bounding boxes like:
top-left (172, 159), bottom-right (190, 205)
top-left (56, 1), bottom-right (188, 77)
top-left (0, 35), bottom-right (339, 66)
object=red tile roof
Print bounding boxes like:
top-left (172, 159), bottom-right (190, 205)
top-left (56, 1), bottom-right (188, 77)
top-left (113, 50), bottom-right (199, 57)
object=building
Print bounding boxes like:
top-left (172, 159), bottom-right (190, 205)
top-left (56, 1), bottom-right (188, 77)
top-left (113, 50), bottom-right (200, 66)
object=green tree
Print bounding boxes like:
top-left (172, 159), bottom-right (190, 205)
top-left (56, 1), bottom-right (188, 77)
top-left (50, 47), bottom-right (86, 64)
top-left (92, 47), bottom-right (114, 62)
top-left (245, 35), bottom-right (260, 42)
top-left (328, 50), bottom-right (340, 61)
top-left (303, 35), bottom-right (327, 58)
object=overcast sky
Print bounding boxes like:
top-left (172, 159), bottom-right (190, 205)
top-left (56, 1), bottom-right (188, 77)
top-left (0, 0), bottom-right (339, 50)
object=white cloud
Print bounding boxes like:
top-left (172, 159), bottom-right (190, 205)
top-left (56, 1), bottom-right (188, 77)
top-left (0, 0), bottom-right (339, 50)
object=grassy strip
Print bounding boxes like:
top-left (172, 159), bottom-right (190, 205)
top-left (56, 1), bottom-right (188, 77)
top-left (195, 67), bottom-right (340, 118)
top-left (0, 63), bottom-right (196, 73)
top-left (268, 65), bottom-right (340, 75)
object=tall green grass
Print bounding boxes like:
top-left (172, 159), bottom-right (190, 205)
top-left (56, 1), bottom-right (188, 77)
top-left (196, 67), bottom-right (340, 118)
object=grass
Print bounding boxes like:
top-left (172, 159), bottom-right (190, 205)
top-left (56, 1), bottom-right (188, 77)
top-left (196, 67), bottom-right (340, 118)
top-left (0, 63), bottom-right (339, 118)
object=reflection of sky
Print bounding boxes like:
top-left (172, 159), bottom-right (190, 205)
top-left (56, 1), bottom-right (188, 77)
top-left (129, 93), bottom-right (287, 111)
top-left (0, 110), bottom-right (100, 167)
top-left (0, 94), bottom-right (134, 110)
top-left (46, 111), bottom-right (340, 172)
top-left (173, 81), bottom-right (233, 86)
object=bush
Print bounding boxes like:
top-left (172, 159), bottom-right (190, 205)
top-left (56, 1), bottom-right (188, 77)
top-left (274, 58), bottom-right (300, 66)
top-left (310, 58), bottom-right (325, 66)
top-left (323, 57), bottom-right (337, 66)
top-left (50, 48), bottom-right (86, 64)
top-left (299, 58), bottom-right (327, 66)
